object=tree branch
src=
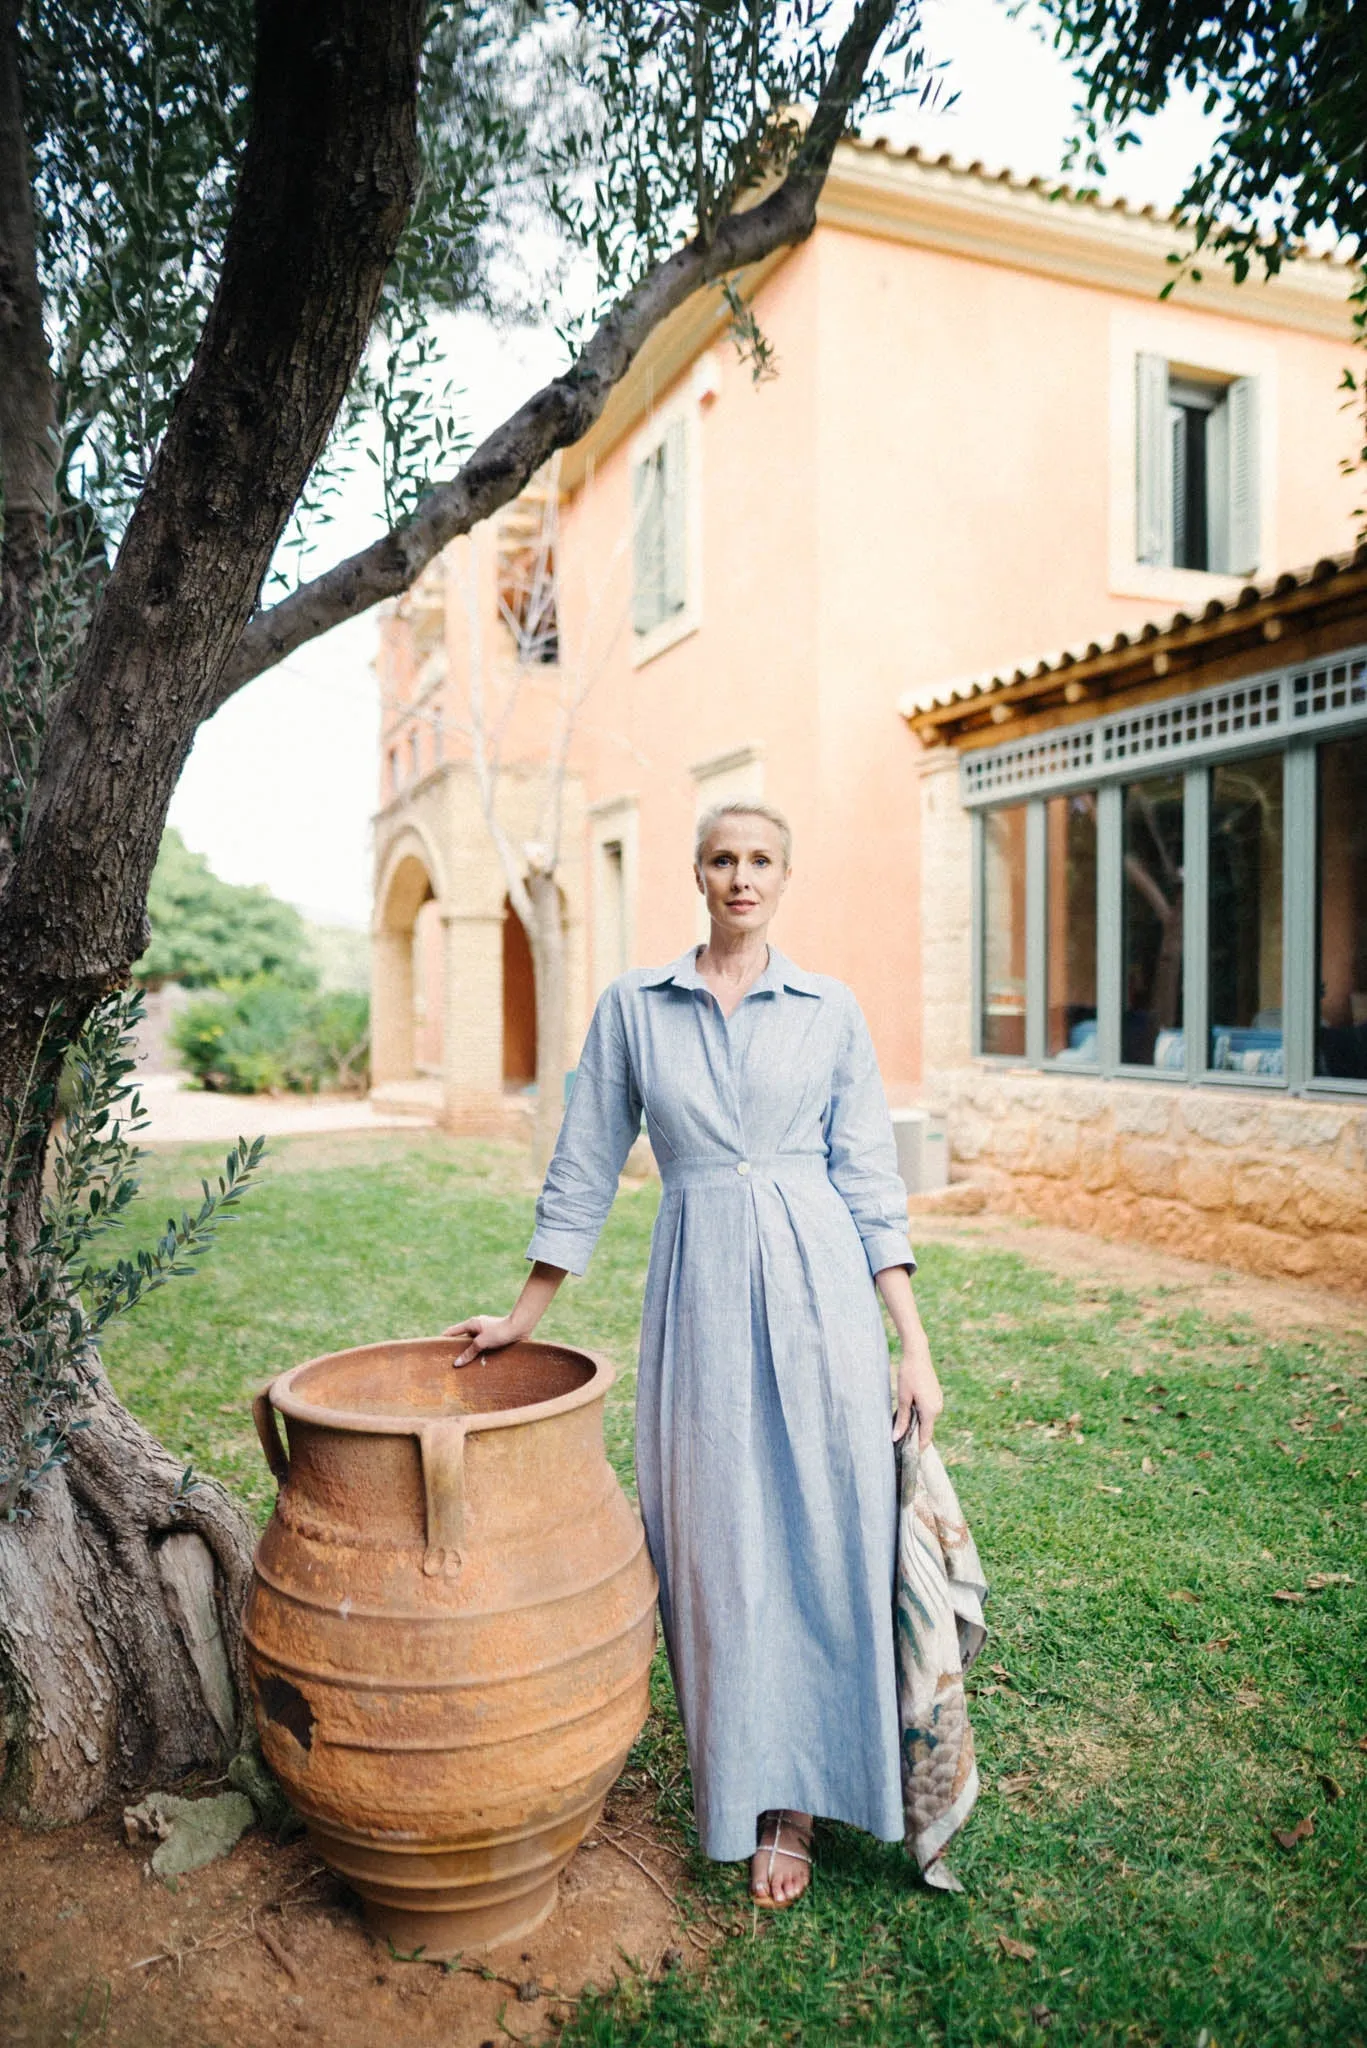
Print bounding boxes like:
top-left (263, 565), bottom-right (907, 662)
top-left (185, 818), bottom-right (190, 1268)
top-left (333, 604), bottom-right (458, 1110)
top-left (0, 2), bottom-right (55, 535)
top-left (214, 0), bottom-right (900, 707)
top-left (0, 0), bottom-right (58, 875)
top-left (0, 0), bottom-right (425, 1015)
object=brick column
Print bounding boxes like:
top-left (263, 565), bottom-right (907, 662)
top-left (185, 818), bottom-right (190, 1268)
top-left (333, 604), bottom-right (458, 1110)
top-left (440, 910), bottom-right (510, 1133)
top-left (371, 927), bottom-right (416, 1084)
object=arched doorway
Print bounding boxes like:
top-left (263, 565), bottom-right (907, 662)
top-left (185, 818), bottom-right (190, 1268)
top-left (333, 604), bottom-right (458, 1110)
top-left (502, 898), bottom-right (537, 1086)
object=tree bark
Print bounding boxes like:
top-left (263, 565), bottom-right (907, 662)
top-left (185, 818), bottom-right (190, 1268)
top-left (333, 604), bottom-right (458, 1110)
top-left (0, 1376), bottom-right (254, 1822)
top-left (0, 0), bottom-right (57, 887)
top-left (0, 0), bottom-right (425, 1824)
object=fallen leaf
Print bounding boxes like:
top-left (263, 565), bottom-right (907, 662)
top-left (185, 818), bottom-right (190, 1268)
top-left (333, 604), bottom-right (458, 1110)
top-left (1029, 2004), bottom-right (1054, 2028)
top-left (1235, 1686), bottom-right (1262, 1708)
top-left (1273, 1441), bottom-right (1295, 1456)
top-left (997, 1935), bottom-right (1037, 1962)
top-left (1272, 1815), bottom-right (1314, 1851)
top-left (1141, 1457), bottom-right (1156, 1475)
top-left (1202, 1636), bottom-right (1235, 1652)
top-left (989, 1663), bottom-right (1013, 1681)
top-left (1096, 1484), bottom-right (1123, 1496)
top-left (998, 1773), bottom-right (1037, 1799)
top-left (1356, 1736), bottom-right (1367, 1753)
top-left (1318, 1774), bottom-right (1345, 1802)
top-left (1169, 1589), bottom-right (1201, 1604)
top-left (1194, 1450), bottom-right (1213, 1460)
top-left (122, 1791), bottom-right (254, 1882)
top-left (1347, 1940), bottom-right (1367, 1957)
top-left (1233, 1382), bottom-right (1248, 1391)
top-left (1305, 1573), bottom-right (1354, 1590)
top-left (1271, 1589), bottom-right (1306, 1604)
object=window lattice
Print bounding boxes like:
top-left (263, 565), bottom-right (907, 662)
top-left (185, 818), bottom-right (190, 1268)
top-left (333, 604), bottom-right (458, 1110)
top-left (959, 646), bottom-right (1367, 806)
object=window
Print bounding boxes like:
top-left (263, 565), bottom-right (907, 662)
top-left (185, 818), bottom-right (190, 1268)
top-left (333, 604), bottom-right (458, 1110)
top-left (589, 795), bottom-right (639, 994)
top-left (408, 729), bottom-right (421, 781)
top-left (1317, 733), bottom-right (1367, 1081)
top-left (632, 420), bottom-right (687, 637)
top-left (1136, 355), bottom-right (1259, 576)
top-left (1209, 754), bottom-right (1284, 1074)
top-left (966, 648), bottom-right (1367, 1094)
top-left (1122, 776), bottom-right (1185, 1068)
top-left (981, 805), bottom-right (1027, 1057)
top-left (600, 841), bottom-right (627, 979)
top-left (1046, 791), bottom-right (1098, 1063)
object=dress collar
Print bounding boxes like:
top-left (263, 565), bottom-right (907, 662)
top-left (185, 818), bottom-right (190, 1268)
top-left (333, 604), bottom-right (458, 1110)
top-left (642, 946), bottom-right (822, 999)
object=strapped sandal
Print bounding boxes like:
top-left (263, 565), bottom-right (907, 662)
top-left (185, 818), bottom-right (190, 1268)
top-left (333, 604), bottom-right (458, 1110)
top-left (750, 1808), bottom-right (814, 1909)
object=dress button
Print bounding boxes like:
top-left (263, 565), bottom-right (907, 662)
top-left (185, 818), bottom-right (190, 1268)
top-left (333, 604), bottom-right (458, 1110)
top-left (736, 1160), bottom-right (751, 1176)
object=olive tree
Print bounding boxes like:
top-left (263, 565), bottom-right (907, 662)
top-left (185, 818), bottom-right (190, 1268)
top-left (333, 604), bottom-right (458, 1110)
top-left (0, 0), bottom-right (931, 1822)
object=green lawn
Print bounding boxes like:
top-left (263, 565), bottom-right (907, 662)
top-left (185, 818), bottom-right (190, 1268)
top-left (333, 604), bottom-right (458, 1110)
top-left (102, 1132), bottom-right (1367, 2048)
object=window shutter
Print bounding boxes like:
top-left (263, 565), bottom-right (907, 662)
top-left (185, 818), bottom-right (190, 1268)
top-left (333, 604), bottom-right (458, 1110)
top-left (1135, 353), bottom-right (1172, 566)
top-left (661, 419), bottom-right (688, 615)
top-left (1226, 376), bottom-right (1260, 577)
top-left (632, 453), bottom-right (662, 634)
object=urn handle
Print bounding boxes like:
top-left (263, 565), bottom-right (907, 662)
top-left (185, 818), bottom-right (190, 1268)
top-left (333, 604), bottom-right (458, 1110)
top-left (253, 1388), bottom-right (290, 1483)
top-left (419, 1418), bottom-right (468, 1579)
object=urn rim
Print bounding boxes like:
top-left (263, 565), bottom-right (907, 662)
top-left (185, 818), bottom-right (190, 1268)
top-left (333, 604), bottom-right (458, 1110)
top-left (262, 1336), bottom-right (616, 1441)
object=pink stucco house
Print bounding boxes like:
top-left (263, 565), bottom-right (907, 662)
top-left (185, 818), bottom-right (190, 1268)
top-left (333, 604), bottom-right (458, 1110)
top-left (372, 139), bottom-right (1367, 1284)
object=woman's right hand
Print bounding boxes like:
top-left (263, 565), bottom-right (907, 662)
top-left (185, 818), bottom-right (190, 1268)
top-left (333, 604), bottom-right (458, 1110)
top-left (444, 1313), bottom-right (524, 1366)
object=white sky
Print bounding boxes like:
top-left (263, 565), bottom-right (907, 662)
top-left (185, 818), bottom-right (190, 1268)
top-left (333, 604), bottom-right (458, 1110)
top-left (169, 0), bottom-right (1218, 927)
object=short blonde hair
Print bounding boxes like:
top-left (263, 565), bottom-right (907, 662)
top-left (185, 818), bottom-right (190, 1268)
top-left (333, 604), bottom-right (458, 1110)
top-left (694, 799), bottom-right (792, 869)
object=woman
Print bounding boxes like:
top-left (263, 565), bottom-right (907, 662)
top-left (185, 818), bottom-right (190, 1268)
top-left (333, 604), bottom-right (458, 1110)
top-left (449, 801), bottom-right (945, 1908)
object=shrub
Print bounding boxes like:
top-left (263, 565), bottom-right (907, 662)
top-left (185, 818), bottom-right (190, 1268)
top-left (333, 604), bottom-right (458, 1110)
top-left (171, 977), bottom-right (370, 1095)
top-left (136, 829), bottom-right (315, 990)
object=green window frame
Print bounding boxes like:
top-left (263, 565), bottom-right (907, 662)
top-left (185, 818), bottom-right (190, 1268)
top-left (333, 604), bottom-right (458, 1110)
top-left (967, 650), bottom-right (1367, 1095)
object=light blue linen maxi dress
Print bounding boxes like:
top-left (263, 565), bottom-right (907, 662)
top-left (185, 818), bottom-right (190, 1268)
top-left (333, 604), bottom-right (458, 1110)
top-left (526, 945), bottom-right (915, 1862)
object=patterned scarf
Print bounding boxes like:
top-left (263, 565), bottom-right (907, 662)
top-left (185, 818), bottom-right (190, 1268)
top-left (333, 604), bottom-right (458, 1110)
top-left (894, 1427), bottom-right (988, 1891)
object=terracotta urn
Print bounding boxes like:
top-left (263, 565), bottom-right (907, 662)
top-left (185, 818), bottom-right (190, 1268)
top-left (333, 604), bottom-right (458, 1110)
top-left (245, 1337), bottom-right (658, 1955)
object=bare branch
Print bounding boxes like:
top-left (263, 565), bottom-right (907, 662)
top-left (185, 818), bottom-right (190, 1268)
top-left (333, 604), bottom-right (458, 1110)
top-left (214, 0), bottom-right (901, 707)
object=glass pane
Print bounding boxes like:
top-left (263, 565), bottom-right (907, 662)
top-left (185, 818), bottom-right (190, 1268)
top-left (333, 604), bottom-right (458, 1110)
top-left (1122, 775), bottom-right (1185, 1068)
top-left (1209, 754), bottom-right (1284, 1076)
top-left (982, 806), bottom-right (1027, 1057)
top-left (1317, 733), bottom-right (1367, 1081)
top-left (1046, 791), bottom-right (1098, 1062)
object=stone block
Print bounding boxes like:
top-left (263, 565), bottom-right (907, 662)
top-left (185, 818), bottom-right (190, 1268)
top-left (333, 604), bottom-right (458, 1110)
top-left (1077, 1132), bottom-right (1117, 1191)
top-left (1230, 1157), bottom-right (1294, 1229)
top-left (1118, 1140), bottom-right (1180, 1197)
top-left (1175, 1152), bottom-right (1232, 1212)
top-left (1048, 1081), bottom-right (1107, 1124)
top-left (1261, 1103), bottom-right (1347, 1155)
top-left (1311, 1231), bottom-right (1367, 1292)
top-left (1031, 1123), bottom-right (1080, 1178)
top-left (1058, 1189), bottom-right (1100, 1232)
top-left (1217, 1219), bottom-right (1303, 1279)
top-left (990, 1120), bottom-right (1035, 1170)
top-left (1112, 1089), bottom-right (1174, 1137)
top-left (1178, 1092), bottom-right (1267, 1149)
top-left (1293, 1162), bottom-right (1367, 1234)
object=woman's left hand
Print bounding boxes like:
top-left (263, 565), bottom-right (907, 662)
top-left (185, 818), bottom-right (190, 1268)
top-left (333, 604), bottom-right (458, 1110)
top-left (893, 1349), bottom-right (944, 1449)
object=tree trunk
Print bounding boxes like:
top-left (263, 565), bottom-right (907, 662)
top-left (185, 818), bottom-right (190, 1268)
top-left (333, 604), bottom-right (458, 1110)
top-left (0, 1374), bottom-right (253, 1822)
top-left (0, 0), bottom-right (424, 1824)
top-left (527, 871), bottom-right (567, 1178)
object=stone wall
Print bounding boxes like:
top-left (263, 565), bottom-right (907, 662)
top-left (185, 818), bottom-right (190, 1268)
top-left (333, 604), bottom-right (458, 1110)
top-left (926, 1065), bottom-right (1367, 1295)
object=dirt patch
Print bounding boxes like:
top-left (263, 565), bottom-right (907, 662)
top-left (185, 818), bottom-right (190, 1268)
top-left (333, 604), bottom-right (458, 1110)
top-left (911, 1211), bottom-right (1367, 1342)
top-left (0, 1784), bottom-right (695, 2048)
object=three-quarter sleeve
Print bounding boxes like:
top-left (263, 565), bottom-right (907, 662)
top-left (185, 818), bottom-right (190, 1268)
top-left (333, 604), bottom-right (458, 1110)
top-left (525, 984), bottom-right (643, 1275)
top-left (824, 990), bottom-right (916, 1279)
